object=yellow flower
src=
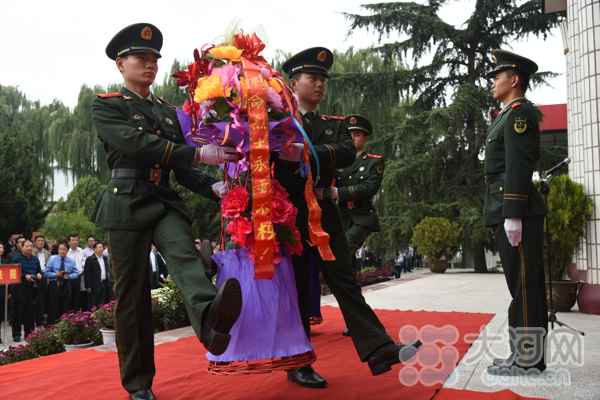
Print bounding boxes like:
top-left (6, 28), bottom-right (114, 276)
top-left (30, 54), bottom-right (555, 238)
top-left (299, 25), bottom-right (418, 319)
top-left (193, 75), bottom-right (231, 103)
top-left (269, 78), bottom-right (284, 93)
top-left (209, 46), bottom-right (243, 62)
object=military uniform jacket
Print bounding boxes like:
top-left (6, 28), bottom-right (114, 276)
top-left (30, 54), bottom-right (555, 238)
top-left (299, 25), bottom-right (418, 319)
top-left (92, 87), bottom-right (217, 231)
top-left (275, 111), bottom-right (355, 237)
top-left (336, 152), bottom-right (384, 231)
top-left (484, 98), bottom-right (546, 227)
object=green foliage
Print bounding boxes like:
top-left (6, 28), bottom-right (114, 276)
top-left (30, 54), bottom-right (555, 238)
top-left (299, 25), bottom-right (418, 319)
top-left (340, 1), bottom-right (562, 265)
top-left (56, 175), bottom-right (106, 220)
top-left (0, 85), bottom-right (54, 239)
top-left (42, 209), bottom-right (101, 241)
top-left (411, 217), bottom-right (461, 261)
top-left (151, 279), bottom-right (190, 331)
top-left (545, 175), bottom-right (593, 281)
top-left (0, 345), bottom-right (36, 366)
top-left (54, 310), bottom-right (99, 345)
top-left (26, 326), bottom-right (65, 356)
top-left (92, 300), bottom-right (116, 330)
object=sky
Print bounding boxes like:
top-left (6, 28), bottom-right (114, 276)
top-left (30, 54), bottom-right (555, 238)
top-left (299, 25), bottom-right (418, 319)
top-left (0, 0), bottom-right (567, 199)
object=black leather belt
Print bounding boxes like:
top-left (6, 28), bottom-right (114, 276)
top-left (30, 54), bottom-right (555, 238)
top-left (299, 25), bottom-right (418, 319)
top-left (111, 168), bottom-right (149, 179)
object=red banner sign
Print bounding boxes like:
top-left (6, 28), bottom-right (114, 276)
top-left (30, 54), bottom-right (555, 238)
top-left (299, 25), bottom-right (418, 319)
top-left (0, 264), bottom-right (21, 285)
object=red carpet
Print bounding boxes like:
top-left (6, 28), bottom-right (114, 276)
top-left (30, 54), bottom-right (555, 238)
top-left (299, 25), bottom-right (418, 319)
top-left (0, 306), bottom-right (530, 400)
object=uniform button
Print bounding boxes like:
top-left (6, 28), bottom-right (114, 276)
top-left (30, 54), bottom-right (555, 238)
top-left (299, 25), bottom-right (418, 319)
top-left (349, 176), bottom-right (352, 179)
top-left (138, 126), bottom-right (143, 131)
top-left (499, 186), bottom-right (503, 191)
top-left (156, 129), bottom-right (161, 135)
top-left (113, 187), bottom-right (118, 193)
top-left (360, 176), bottom-right (364, 180)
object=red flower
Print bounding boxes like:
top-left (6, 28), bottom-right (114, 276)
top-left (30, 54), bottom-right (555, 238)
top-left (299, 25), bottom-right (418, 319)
top-left (233, 32), bottom-right (266, 62)
top-left (222, 185), bottom-right (249, 218)
top-left (271, 180), bottom-right (297, 226)
top-left (226, 217), bottom-right (253, 248)
top-left (286, 226), bottom-right (303, 256)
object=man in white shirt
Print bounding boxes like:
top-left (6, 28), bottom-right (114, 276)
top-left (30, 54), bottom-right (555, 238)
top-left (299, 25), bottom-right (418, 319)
top-left (33, 235), bottom-right (51, 325)
top-left (84, 241), bottom-right (113, 307)
top-left (82, 236), bottom-right (96, 261)
top-left (67, 233), bottom-right (86, 310)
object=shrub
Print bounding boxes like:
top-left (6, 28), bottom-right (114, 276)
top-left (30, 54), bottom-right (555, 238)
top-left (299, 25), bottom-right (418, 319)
top-left (0, 345), bottom-right (36, 366)
top-left (26, 326), bottom-right (64, 356)
top-left (545, 175), bottom-right (593, 281)
top-left (151, 279), bottom-right (189, 331)
top-left (411, 217), bottom-right (461, 262)
top-left (54, 310), bottom-right (99, 345)
top-left (93, 300), bottom-right (116, 330)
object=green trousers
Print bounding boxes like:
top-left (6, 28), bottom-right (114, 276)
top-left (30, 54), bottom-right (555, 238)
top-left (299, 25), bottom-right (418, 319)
top-left (108, 210), bottom-right (216, 393)
top-left (495, 216), bottom-right (548, 367)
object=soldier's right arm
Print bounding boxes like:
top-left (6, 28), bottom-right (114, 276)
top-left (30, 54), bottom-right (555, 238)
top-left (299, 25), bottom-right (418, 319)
top-left (92, 96), bottom-right (196, 170)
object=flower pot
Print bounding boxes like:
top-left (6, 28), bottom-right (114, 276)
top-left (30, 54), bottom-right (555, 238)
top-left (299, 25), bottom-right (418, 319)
top-left (64, 342), bottom-right (94, 352)
top-left (428, 259), bottom-right (448, 274)
top-left (577, 283), bottom-right (600, 315)
top-left (545, 280), bottom-right (580, 312)
top-left (100, 328), bottom-right (116, 345)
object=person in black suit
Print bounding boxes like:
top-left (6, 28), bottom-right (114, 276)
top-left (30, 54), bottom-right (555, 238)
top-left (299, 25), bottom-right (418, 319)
top-left (84, 241), bottom-right (114, 307)
top-left (149, 244), bottom-right (168, 290)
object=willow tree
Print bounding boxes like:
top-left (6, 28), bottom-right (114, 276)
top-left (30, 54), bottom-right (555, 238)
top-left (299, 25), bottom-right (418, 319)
top-left (344, 0), bottom-right (561, 270)
top-left (0, 85), bottom-right (54, 238)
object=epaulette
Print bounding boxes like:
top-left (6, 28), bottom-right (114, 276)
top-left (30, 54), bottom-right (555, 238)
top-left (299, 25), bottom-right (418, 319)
top-left (156, 96), bottom-right (176, 109)
top-left (367, 153), bottom-right (383, 159)
top-left (96, 92), bottom-right (123, 99)
top-left (321, 114), bottom-right (345, 121)
top-left (511, 102), bottom-right (522, 110)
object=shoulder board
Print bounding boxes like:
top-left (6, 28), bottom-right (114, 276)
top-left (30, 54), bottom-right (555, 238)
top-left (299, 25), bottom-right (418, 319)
top-left (511, 102), bottom-right (522, 110)
top-left (367, 153), bottom-right (383, 159)
top-left (156, 96), bottom-right (176, 109)
top-left (96, 92), bottom-right (123, 99)
top-left (321, 114), bottom-right (345, 121)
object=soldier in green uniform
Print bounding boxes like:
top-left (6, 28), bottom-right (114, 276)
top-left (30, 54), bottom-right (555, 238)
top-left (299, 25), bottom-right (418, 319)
top-left (92, 23), bottom-right (244, 400)
top-left (277, 47), bottom-right (420, 389)
top-left (335, 115), bottom-right (383, 263)
top-left (483, 49), bottom-right (548, 376)
top-left (333, 115), bottom-right (384, 337)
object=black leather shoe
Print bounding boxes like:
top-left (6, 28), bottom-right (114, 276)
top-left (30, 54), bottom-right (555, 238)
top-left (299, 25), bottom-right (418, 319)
top-left (201, 278), bottom-right (243, 355)
top-left (486, 362), bottom-right (546, 376)
top-left (287, 366), bottom-right (327, 388)
top-left (129, 389), bottom-right (156, 400)
top-left (368, 340), bottom-right (422, 376)
top-left (342, 328), bottom-right (350, 336)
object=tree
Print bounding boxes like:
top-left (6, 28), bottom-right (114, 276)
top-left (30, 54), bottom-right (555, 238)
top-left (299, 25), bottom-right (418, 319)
top-left (344, 0), bottom-right (561, 270)
top-left (42, 210), bottom-right (101, 242)
top-left (0, 85), bottom-right (54, 239)
top-left (55, 175), bottom-right (106, 221)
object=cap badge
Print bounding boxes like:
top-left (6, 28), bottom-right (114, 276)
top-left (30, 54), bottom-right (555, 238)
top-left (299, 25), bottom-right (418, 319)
top-left (141, 26), bottom-right (153, 41)
top-left (317, 50), bottom-right (328, 62)
top-left (349, 116), bottom-right (357, 125)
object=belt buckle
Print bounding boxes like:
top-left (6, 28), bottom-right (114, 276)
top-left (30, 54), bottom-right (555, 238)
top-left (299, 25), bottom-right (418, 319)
top-left (149, 164), bottom-right (161, 186)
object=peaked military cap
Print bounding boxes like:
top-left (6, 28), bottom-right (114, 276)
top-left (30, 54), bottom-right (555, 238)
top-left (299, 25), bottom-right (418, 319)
top-left (106, 23), bottom-right (163, 60)
top-left (282, 47), bottom-right (334, 78)
top-left (346, 115), bottom-right (373, 136)
top-left (486, 49), bottom-right (538, 79)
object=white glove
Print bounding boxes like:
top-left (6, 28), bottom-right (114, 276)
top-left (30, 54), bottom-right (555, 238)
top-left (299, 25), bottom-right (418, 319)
top-left (194, 144), bottom-right (240, 166)
top-left (279, 143), bottom-right (304, 162)
top-left (211, 181), bottom-right (229, 198)
top-left (504, 218), bottom-right (522, 247)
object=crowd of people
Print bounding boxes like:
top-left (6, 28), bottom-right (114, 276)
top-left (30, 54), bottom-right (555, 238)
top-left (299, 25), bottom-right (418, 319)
top-left (0, 232), bottom-right (221, 345)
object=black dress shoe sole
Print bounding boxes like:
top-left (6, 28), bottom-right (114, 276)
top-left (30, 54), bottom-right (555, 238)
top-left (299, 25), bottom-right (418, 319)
top-left (369, 340), bottom-right (422, 376)
top-left (205, 278), bottom-right (243, 355)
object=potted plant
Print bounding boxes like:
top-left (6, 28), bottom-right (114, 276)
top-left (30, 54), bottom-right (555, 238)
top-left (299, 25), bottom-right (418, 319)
top-left (93, 300), bottom-right (117, 345)
top-left (0, 345), bottom-right (36, 366)
top-left (544, 175), bottom-right (593, 311)
top-left (55, 310), bottom-right (99, 351)
top-left (26, 326), bottom-right (64, 356)
top-left (411, 217), bottom-right (461, 273)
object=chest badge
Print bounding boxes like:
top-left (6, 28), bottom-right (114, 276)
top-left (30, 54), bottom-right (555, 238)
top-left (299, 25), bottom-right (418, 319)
top-left (359, 166), bottom-right (365, 172)
top-left (514, 118), bottom-right (527, 134)
top-left (324, 128), bottom-right (333, 136)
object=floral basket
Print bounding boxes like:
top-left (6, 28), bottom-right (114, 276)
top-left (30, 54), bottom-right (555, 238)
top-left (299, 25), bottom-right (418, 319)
top-left (175, 32), bottom-right (335, 278)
